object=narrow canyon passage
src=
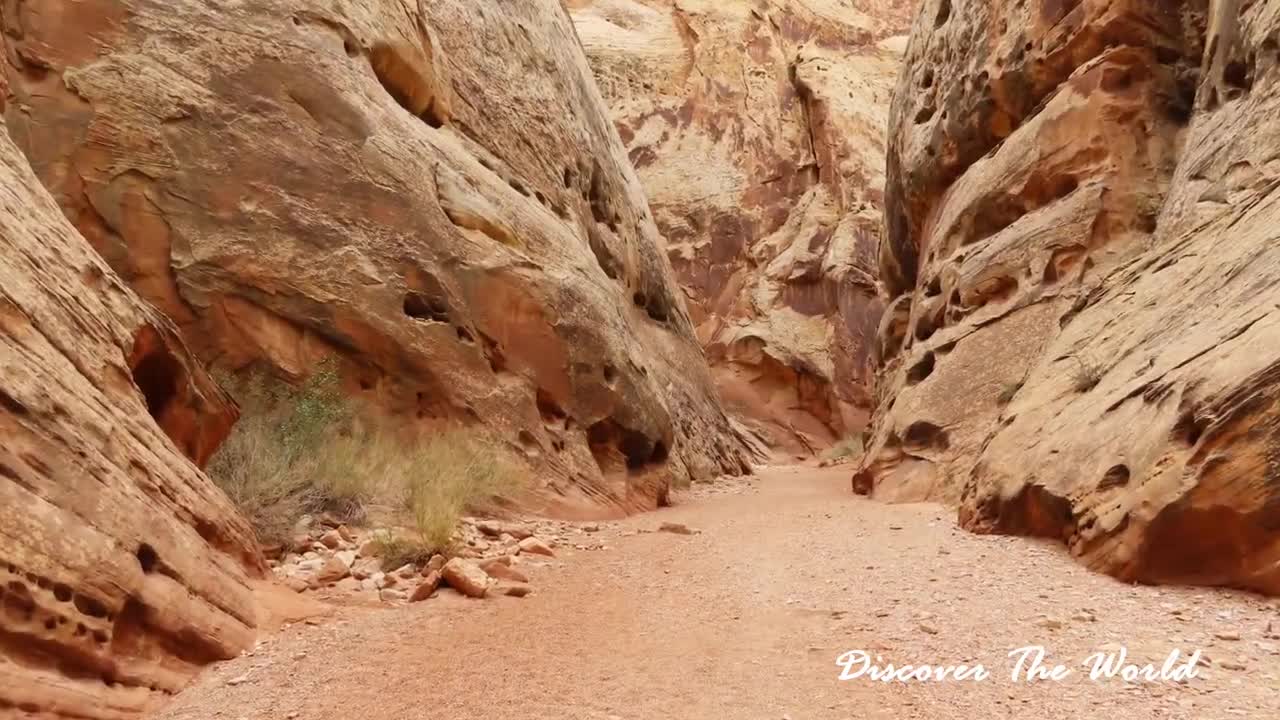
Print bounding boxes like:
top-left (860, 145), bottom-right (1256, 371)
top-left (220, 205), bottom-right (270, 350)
top-left (159, 467), bottom-right (1280, 720)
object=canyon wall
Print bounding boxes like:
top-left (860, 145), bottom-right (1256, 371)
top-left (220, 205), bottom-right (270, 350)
top-left (1, 0), bottom-right (752, 516)
top-left (860, 0), bottom-right (1280, 593)
top-left (0, 115), bottom-right (262, 718)
top-left (569, 0), bottom-right (913, 455)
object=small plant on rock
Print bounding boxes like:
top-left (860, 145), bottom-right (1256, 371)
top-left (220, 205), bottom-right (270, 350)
top-left (1070, 354), bottom-right (1105, 393)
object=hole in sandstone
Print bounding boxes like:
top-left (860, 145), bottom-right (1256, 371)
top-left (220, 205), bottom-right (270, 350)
top-left (136, 545), bottom-right (157, 574)
top-left (74, 593), bottom-right (110, 619)
top-left (903, 421), bottom-right (950, 452)
top-left (926, 276), bottom-right (942, 297)
top-left (3, 581), bottom-right (34, 621)
top-left (456, 326), bottom-right (474, 343)
top-left (403, 292), bottom-right (449, 323)
top-left (934, 0), bottom-right (951, 27)
top-left (907, 353), bottom-right (936, 386)
top-left (0, 389), bottom-right (27, 416)
top-left (1223, 59), bottom-right (1251, 91)
top-left (921, 69), bottom-right (935, 89)
top-left (603, 364), bottom-right (618, 385)
top-left (536, 389), bottom-right (567, 424)
top-left (129, 333), bottom-right (182, 424)
top-left (914, 105), bottom-right (936, 124)
top-left (53, 584), bottom-right (72, 602)
top-left (650, 441), bottom-right (669, 464)
top-left (1173, 410), bottom-right (1209, 447)
top-left (1097, 464), bottom-right (1131, 491)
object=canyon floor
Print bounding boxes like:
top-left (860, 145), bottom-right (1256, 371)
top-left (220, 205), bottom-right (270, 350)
top-left (158, 466), bottom-right (1280, 720)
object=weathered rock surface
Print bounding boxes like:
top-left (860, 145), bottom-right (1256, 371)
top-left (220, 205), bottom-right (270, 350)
top-left (860, 0), bottom-right (1280, 593)
top-left (569, 0), bottom-right (913, 454)
top-left (1, 0), bottom-right (750, 517)
top-left (0, 118), bottom-right (262, 717)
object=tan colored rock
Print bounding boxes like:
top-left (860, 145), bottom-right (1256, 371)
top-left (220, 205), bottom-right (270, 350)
top-left (570, 0), bottom-right (913, 455)
top-left (410, 571), bottom-right (442, 603)
top-left (2, 0), bottom-right (750, 518)
top-left (319, 529), bottom-right (344, 550)
top-left (314, 557), bottom-right (350, 586)
top-left (518, 537), bottom-right (556, 557)
top-left (496, 582), bottom-right (534, 598)
top-left (441, 558), bottom-right (493, 599)
top-left (482, 562), bottom-right (530, 584)
top-left (860, 0), bottom-right (1280, 594)
top-left (0, 118), bottom-right (262, 717)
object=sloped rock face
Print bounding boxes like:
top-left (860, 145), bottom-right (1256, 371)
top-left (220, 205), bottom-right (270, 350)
top-left (861, 0), bottom-right (1280, 593)
top-left (569, 0), bottom-right (913, 455)
top-left (1, 0), bottom-right (751, 515)
top-left (0, 118), bottom-right (262, 718)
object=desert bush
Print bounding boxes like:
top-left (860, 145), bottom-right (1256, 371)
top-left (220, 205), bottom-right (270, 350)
top-left (207, 363), bottom-right (516, 551)
top-left (1070, 354), bottom-right (1105, 393)
top-left (824, 433), bottom-right (866, 462)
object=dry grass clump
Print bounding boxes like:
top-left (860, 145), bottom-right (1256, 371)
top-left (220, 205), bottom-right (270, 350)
top-left (207, 363), bottom-right (517, 553)
top-left (823, 433), bottom-right (866, 463)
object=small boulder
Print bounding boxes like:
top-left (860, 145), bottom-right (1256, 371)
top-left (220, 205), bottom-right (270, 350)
top-left (283, 576), bottom-right (309, 593)
top-left (482, 561), bottom-right (529, 584)
top-left (658, 522), bottom-right (695, 536)
top-left (357, 538), bottom-right (381, 558)
top-left (410, 571), bottom-right (441, 602)
top-left (320, 529), bottom-right (344, 549)
top-left (335, 550), bottom-right (357, 569)
top-left (314, 556), bottom-right (350, 585)
top-left (518, 537), bottom-right (555, 557)
top-left (426, 554), bottom-right (448, 574)
top-left (442, 558), bottom-right (493, 598)
top-left (380, 588), bottom-right (408, 603)
top-left (496, 581), bottom-right (533, 598)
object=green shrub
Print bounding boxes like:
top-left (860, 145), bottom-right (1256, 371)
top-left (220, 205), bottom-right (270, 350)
top-left (207, 362), bottom-right (517, 552)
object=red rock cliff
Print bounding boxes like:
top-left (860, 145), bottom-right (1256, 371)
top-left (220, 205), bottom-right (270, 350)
top-left (860, 0), bottom-right (1280, 593)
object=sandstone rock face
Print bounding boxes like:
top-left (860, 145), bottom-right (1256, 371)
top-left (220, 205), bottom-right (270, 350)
top-left (0, 118), bottom-right (262, 717)
top-left (1, 0), bottom-right (750, 516)
top-left (569, 0), bottom-right (913, 454)
top-left (861, 0), bottom-right (1280, 593)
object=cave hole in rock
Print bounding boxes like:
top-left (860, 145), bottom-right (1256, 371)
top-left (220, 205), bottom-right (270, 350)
top-left (369, 43), bottom-right (447, 128)
top-left (129, 332), bottom-right (182, 424)
top-left (1098, 464), bottom-right (1131, 491)
top-left (906, 352), bottom-right (936, 385)
top-left (53, 583), bottom-right (72, 603)
top-left (1223, 58), bottom-right (1253, 92)
top-left (456, 326), bottom-right (474, 343)
top-left (1173, 409), bottom-right (1209, 447)
top-left (0, 389), bottom-right (27, 416)
top-left (535, 389), bottom-right (567, 424)
top-left (136, 545), bottom-right (158, 575)
top-left (934, 0), bottom-right (951, 27)
top-left (914, 105), bottom-right (937, 124)
top-left (603, 363), bottom-right (618, 385)
top-left (3, 581), bottom-right (35, 622)
top-left (903, 421), bottom-right (950, 452)
top-left (74, 593), bottom-right (110, 619)
top-left (586, 418), bottom-right (662, 471)
top-left (403, 291), bottom-right (449, 323)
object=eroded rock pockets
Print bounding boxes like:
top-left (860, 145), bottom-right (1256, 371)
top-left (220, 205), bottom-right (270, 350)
top-left (0, 117), bottom-right (262, 719)
top-left (569, 0), bottom-right (913, 456)
top-left (0, 0), bottom-right (752, 516)
top-left (859, 0), bottom-right (1280, 593)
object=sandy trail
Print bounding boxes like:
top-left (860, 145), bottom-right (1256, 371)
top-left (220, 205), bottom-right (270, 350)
top-left (158, 465), bottom-right (1280, 719)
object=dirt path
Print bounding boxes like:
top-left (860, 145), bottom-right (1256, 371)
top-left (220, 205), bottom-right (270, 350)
top-left (159, 465), bottom-right (1280, 719)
